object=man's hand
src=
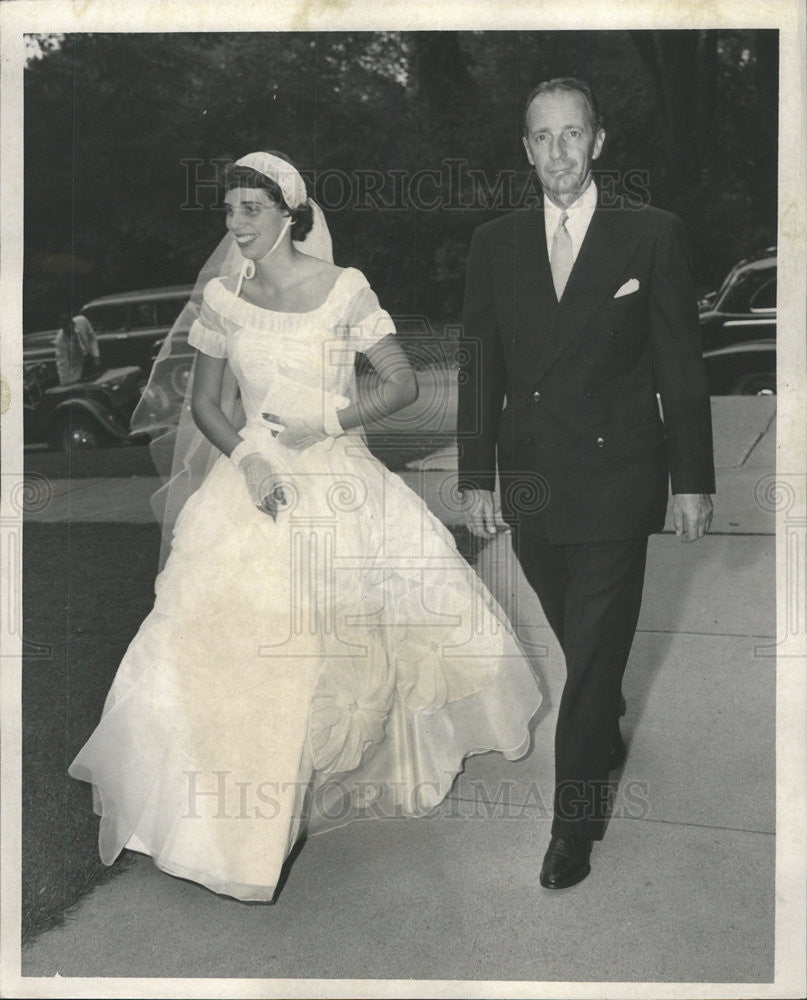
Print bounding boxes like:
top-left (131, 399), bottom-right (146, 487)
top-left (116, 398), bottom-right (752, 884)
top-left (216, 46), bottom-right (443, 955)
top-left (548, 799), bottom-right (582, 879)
top-left (464, 488), bottom-right (510, 538)
top-left (672, 493), bottom-right (713, 542)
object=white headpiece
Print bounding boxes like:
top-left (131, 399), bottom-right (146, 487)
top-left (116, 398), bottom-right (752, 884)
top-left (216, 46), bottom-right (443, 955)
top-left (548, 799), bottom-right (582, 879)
top-left (131, 150), bottom-right (334, 570)
top-left (234, 152), bottom-right (308, 209)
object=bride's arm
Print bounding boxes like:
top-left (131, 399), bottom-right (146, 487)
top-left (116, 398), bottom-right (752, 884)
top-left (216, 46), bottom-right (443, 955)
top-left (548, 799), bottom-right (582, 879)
top-left (190, 352), bottom-right (243, 456)
top-left (192, 350), bottom-right (286, 518)
top-left (276, 335), bottom-right (418, 449)
top-left (335, 334), bottom-right (418, 432)
top-left (277, 278), bottom-right (417, 449)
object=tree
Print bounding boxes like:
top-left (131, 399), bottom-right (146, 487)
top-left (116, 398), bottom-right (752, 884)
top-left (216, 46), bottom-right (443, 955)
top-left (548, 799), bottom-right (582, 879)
top-left (23, 30), bottom-right (778, 331)
top-left (630, 29), bottom-right (778, 281)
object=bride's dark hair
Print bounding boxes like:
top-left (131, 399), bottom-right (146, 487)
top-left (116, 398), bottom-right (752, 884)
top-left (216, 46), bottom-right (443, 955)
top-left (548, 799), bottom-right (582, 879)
top-left (223, 151), bottom-right (314, 241)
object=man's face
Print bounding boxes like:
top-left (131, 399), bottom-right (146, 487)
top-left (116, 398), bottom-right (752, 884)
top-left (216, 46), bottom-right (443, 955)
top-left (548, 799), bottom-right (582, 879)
top-left (522, 90), bottom-right (605, 208)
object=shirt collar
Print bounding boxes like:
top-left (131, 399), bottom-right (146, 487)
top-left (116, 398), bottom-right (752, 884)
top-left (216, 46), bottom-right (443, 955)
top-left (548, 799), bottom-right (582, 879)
top-left (544, 177), bottom-right (597, 227)
top-left (543, 179), bottom-right (598, 259)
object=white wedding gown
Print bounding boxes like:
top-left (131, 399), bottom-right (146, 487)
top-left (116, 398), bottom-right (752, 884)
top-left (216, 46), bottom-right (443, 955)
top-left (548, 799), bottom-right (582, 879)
top-left (69, 267), bottom-right (541, 901)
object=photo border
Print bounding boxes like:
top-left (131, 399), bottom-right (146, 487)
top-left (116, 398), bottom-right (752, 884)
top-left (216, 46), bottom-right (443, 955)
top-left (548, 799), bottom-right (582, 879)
top-left (2, 2), bottom-right (805, 998)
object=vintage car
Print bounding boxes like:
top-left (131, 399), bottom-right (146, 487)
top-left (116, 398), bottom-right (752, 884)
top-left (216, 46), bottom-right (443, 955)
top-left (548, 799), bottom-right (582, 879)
top-left (698, 248), bottom-right (776, 351)
top-left (698, 248), bottom-right (777, 394)
top-left (23, 284), bottom-right (194, 376)
top-left (702, 339), bottom-right (776, 396)
top-left (24, 361), bottom-right (147, 450)
top-left (23, 285), bottom-right (196, 447)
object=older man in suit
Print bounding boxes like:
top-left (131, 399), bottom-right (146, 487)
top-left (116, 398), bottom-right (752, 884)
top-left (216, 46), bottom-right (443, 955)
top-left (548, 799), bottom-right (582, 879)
top-left (458, 77), bottom-right (715, 889)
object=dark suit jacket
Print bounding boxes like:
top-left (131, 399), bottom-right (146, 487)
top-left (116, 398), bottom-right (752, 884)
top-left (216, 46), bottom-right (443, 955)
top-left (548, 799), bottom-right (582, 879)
top-left (457, 198), bottom-right (716, 544)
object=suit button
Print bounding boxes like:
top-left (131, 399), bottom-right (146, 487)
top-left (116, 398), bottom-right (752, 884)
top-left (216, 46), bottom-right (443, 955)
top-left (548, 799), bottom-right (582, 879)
top-left (585, 390), bottom-right (598, 400)
top-left (532, 390), bottom-right (541, 402)
top-left (596, 436), bottom-right (605, 447)
top-left (609, 330), bottom-right (621, 338)
top-left (524, 434), bottom-right (534, 445)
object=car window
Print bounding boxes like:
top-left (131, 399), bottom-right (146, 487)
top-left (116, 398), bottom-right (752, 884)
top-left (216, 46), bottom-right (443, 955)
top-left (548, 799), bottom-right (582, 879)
top-left (156, 297), bottom-right (189, 326)
top-left (132, 302), bottom-right (160, 328)
top-left (718, 265), bottom-right (775, 314)
top-left (714, 264), bottom-right (741, 303)
top-left (82, 304), bottom-right (128, 332)
top-left (749, 277), bottom-right (776, 312)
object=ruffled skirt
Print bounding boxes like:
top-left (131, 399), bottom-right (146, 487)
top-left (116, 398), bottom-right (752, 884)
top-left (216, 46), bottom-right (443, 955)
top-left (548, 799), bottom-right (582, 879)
top-left (69, 426), bottom-right (541, 900)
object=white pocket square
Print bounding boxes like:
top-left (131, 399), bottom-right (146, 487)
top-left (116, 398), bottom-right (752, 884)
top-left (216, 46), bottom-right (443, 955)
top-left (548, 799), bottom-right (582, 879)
top-left (614, 278), bottom-right (639, 298)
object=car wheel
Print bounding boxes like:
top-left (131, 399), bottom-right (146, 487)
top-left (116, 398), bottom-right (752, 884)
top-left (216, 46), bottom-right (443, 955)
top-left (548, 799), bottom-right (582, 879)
top-left (57, 413), bottom-right (107, 451)
top-left (731, 371), bottom-right (776, 396)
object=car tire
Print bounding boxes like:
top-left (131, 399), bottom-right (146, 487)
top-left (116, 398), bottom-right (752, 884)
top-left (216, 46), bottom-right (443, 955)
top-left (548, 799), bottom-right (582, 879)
top-left (56, 413), bottom-right (107, 451)
top-left (731, 371), bottom-right (776, 396)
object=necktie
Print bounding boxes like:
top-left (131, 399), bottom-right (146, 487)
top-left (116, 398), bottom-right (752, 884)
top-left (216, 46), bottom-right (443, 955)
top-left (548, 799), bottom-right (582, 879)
top-left (550, 211), bottom-right (573, 300)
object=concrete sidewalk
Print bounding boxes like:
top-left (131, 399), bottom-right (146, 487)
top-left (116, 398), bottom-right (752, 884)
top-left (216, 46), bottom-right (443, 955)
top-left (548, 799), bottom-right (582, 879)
top-left (19, 398), bottom-right (776, 986)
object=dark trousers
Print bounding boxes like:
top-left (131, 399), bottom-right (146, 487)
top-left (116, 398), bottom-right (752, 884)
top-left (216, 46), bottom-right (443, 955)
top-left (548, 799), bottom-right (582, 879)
top-left (516, 532), bottom-right (649, 840)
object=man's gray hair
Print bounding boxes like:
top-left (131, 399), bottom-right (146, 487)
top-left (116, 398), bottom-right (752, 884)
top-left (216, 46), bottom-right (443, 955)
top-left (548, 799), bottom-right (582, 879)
top-left (522, 77), bottom-right (603, 135)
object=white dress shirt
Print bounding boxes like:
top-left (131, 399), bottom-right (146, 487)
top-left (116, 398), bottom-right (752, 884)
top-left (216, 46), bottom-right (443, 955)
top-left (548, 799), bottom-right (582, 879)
top-left (543, 179), bottom-right (598, 264)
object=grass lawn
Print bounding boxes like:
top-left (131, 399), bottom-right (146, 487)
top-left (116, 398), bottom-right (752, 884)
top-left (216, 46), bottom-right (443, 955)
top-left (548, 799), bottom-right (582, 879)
top-left (22, 522), bottom-right (161, 946)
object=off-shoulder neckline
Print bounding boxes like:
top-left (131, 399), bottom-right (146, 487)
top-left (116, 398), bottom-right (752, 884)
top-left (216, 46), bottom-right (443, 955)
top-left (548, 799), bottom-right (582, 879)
top-left (208, 266), bottom-right (362, 318)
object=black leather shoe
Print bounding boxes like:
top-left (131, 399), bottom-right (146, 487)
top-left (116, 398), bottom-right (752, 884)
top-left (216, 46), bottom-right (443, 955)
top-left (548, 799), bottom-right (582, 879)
top-left (609, 729), bottom-right (628, 770)
top-left (539, 836), bottom-right (592, 889)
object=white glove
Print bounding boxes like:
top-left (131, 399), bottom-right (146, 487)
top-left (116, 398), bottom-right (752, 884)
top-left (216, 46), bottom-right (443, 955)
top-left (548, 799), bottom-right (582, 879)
top-left (322, 405), bottom-right (346, 438)
top-left (276, 417), bottom-right (327, 450)
top-left (261, 378), bottom-right (347, 448)
top-left (231, 445), bottom-right (287, 519)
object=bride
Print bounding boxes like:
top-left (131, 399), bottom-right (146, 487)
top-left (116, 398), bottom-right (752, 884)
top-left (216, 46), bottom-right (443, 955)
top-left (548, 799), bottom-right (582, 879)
top-left (69, 151), bottom-right (541, 902)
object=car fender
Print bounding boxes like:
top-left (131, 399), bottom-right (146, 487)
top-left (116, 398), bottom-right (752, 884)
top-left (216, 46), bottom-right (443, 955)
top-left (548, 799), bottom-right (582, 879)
top-left (49, 397), bottom-right (130, 438)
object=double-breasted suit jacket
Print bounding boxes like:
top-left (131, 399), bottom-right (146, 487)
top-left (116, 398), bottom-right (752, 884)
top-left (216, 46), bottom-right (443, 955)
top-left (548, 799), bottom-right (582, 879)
top-left (458, 198), bottom-right (716, 544)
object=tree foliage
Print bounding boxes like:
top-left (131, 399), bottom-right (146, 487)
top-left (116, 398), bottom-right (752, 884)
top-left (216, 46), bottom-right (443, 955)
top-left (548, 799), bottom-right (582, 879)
top-left (23, 30), bottom-right (777, 332)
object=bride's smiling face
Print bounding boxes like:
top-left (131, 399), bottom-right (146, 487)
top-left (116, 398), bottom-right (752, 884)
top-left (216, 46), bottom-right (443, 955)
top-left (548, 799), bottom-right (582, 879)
top-left (224, 187), bottom-right (289, 260)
